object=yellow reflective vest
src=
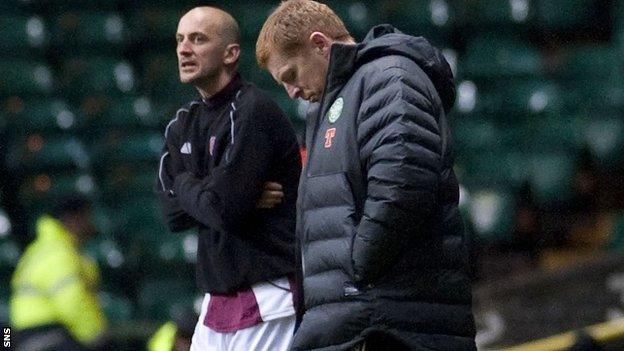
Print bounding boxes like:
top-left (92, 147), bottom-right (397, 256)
top-left (147, 321), bottom-right (177, 351)
top-left (9, 215), bottom-right (106, 345)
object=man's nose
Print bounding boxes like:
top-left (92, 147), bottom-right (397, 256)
top-left (178, 39), bottom-right (192, 55)
top-left (284, 83), bottom-right (301, 99)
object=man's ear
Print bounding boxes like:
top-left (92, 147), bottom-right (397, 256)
top-left (309, 32), bottom-right (331, 58)
top-left (223, 43), bottom-right (241, 66)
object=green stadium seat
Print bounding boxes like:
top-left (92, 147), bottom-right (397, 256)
top-left (535, 0), bottom-right (596, 30)
top-left (0, 209), bottom-right (11, 240)
top-left (239, 42), bottom-right (276, 91)
top-left (607, 213), bottom-right (624, 251)
top-left (51, 12), bottom-right (128, 53)
top-left (467, 187), bottom-right (516, 244)
top-left (559, 45), bottom-right (624, 110)
top-left (562, 45), bottom-right (622, 80)
top-left (0, 60), bottom-right (54, 96)
top-left (85, 95), bottom-right (161, 133)
top-left (221, 2), bottom-right (278, 41)
top-left (325, 0), bottom-right (381, 39)
top-left (452, 117), bottom-right (504, 153)
top-left (580, 114), bottom-right (624, 169)
top-left (7, 135), bottom-right (91, 172)
top-left (99, 292), bottom-right (135, 325)
top-left (84, 234), bottom-right (127, 271)
top-left (48, 0), bottom-right (119, 11)
top-left (0, 238), bottom-right (20, 273)
top-left (519, 116), bottom-right (583, 153)
top-left (100, 165), bottom-right (156, 204)
top-left (18, 173), bottom-right (97, 212)
top-left (109, 197), bottom-right (167, 239)
top-left (453, 80), bottom-right (491, 116)
top-left (496, 79), bottom-right (563, 118)
top-left (128, 8), bottom-right (182, 46)
top-left (525, 152), bottom-right (575, 205)
top-left (60, 56), bottom-right (136, 101)
top-left (0, 281), bottom-right (9, 324)
top-left (0, 15), bottom-right (47, 53)
top-left (617, 5), bottom-right (624, 53)
top-left (94, 131), bottom-right (163, 166)
top-left (140, 53), bottom-right (197, 103)
top-left (268, 92), bottom-right (305, 127)
top-left (0, 235), bottom-right (19, 318)
top-left (464, 0), bottom-right (534, 27)
top-left (462, 36), bottom-right (542, 79)
top-left (460, 149), bottom-right (526, 189)
top-left (137, 278), bottom-right (199, 321)
top-left (384, 0), bottom-right (454, 40)
top-left (0, 1), bottom-right (31, 14)
top-left (7, 98), bottom-right (82, 135)
top-left (156, 230), bottom-right (197, 265)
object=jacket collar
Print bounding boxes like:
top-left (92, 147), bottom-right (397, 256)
top-left (316, 43), bottom-right (358, 124)
top-left (202, 73), bottom-right (244, 110)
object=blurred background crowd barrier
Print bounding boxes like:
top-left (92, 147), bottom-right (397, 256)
top-left (1, 0), bottom-right (624, 349)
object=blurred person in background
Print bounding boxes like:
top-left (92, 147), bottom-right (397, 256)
top-left (147, 308), bottom-right (198, 351)
top-left (154, 6), bottom-right (301, 351)
top-left (256, 0), bottom-right (476, 350)
top-left (9, 194), bottom-right (107, 351)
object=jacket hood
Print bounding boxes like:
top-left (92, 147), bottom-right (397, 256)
top-left (355, 24), bottom-right (456, 112)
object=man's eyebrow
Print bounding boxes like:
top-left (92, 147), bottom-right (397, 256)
top-left (176, 31), bottom-right (208, 39)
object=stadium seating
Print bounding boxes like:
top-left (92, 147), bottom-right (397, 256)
top-left (221, 2), bottom-right (278, 41)
top-left (59, 56), bottom-right (136, 101)
top-left (608, 213), bottom-right (624, 251)
top-left (463, 0), bottom-right (534, 28)
top-left (99, 292), bottom-right (135, 325)
top-left (0, 60), bottom-right (54, 96)
top-left (467, 187), bottom-right (516, 243)
top-left (325, 0), bottom-right (381, 39)
top-left (50, 11), bottom-right (128, 53)
top-left (137, 278), bottom-right (198, 322)
top-left (7, 135), bottom-right (91, 172)
top-left (139, 53), bottom-right (196, 105)
top-left (0, 15), bottom-right (48, 53)
top-left (559, 45), bottom-right (624, 111)
top-left (462, 35), bottom-right (542, 79)
top-left (128, 7), bottom-right (181, 46)
top-left (0, 213), bottom-right (19, 324)
top-left (94, 131), bottom-right (163, 167)
top-left (7, 98), bottom-right (82, 134)
top-left (580, 113), bottom-right (624, 168)
top-left (18, 173), bottom-right (97, 209)
top-left (384, 0), bottom-right (453, 43)
top-left (1, 1), bottom-right (623, 346)
top-left (535, 0), bottom-right (597, 30)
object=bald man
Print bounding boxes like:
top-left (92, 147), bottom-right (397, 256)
top-left (154, 7), bottom-right (301, 351)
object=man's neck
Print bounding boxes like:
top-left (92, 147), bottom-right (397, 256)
top-left (196, 70), bottom-right (235, 99)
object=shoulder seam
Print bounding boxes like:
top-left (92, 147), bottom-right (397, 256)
top-left (164, 101), bottom-right (201, 138)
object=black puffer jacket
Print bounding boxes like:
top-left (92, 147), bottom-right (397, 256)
top-left (292, 25), bottom-right (476, 350)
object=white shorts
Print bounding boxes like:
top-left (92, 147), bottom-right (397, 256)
top-left (190, 286), bottom-right (296, 351)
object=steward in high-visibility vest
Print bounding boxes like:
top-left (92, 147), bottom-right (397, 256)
top-left (147, 308), bottom-right (197, 351)
top-left (10, 195), bottom-right (107, 351)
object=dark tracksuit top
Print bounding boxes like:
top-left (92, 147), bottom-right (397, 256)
top-left (155, 74), bottom-right (301, 294)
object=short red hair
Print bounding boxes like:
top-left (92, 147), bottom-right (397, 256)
top-left (256, 0), bottom-right (352, 68)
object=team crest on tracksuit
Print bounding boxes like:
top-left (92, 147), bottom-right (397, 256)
top-left (327, 97), bottom-right (343, 123)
